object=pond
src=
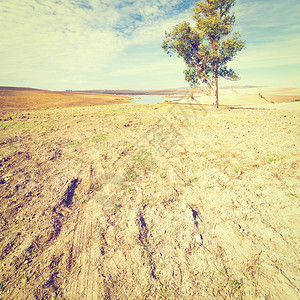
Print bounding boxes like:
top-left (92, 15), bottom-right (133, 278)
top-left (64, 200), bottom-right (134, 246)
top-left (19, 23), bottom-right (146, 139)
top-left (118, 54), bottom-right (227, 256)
top-left (126, 94), bottom-right (198, 105)
top-left (126, 95), bottom-right (168, 105)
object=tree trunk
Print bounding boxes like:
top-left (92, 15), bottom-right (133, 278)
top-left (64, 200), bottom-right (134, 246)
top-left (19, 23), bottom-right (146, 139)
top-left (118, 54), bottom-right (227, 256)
top-left (214, 64), bottom-right (219, 108)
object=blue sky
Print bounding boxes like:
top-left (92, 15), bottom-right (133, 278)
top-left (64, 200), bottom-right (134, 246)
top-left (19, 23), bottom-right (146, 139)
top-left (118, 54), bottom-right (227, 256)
top-left (0, 0), bottom-right (299, 90)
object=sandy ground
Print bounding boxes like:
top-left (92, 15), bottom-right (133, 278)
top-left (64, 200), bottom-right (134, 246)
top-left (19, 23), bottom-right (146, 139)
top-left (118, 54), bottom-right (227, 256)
top-left (239, 102), bottom-right (300, 111)
top-left (173, 86), bottom-right (300, 106)
top-left (0, 100), bottom-right (299, 299)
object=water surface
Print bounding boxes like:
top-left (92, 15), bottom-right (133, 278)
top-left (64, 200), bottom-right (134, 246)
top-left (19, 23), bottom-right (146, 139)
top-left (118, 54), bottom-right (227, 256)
top-left (127, 95), bottom-right (167, 105)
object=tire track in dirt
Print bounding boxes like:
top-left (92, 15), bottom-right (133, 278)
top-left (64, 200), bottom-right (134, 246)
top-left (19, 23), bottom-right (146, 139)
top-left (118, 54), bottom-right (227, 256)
top-left (64, 197), bottom-right (103, 299)
top-left (62, 158), bottom-right (107, 300)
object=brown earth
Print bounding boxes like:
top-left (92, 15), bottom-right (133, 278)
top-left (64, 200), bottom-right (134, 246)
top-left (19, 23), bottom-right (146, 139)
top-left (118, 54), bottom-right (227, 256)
top-left (0, 99), bottom-right (299, 299)
top-left (0, 87), bottom-right (131, 111)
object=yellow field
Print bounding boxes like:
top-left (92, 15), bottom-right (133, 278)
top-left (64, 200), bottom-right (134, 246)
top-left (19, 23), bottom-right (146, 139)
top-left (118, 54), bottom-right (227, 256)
top-left (0, 87), bottom-right (131, 110)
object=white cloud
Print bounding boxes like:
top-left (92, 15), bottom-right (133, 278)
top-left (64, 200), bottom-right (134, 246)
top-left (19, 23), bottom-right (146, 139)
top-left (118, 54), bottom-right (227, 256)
top-left (229, 36), bottom-right (300, 69)
top-left (0, 0), bottom-right (299, 89)
top-left (0, 0), bottom-right (196, 89)
top-left (0, 0), bottom-right (125, 87)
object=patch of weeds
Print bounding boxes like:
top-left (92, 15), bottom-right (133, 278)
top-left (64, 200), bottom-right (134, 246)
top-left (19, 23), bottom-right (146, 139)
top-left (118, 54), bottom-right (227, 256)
top-left (79, 197), bottom-right (87, 204)
top-left (0, 121), bottom-right (32, 131)
top-left (0, 281), bottom-right (6, 297)
top-left (160, 173), bottom-right (166, 179)
top-left (207, 185), bottom-right (213, 189)
top-left (255, 185), bottom-right (261, 190)
top-left (267, 157), bottom-right (276, 163)
top-left (289, 193), bottom-right (298, 198)
top-left (126, 169), bottom-right (137, 181)
top-left (91, 134), bottom-right (108, 143)
top-left (0, 121), bottom-right (17, 129)
top-left (65, 140), bottom-right (81, 146)
top-left (135, 154), bottom-right (146, 165)
top-left (98, 227), bottom-right (105, 238)
top-left (184, 177), bottom-right (198, 186)
top-left (113, 204), bottom-right (122, 212)
top-left (258, 93), bottom-right (267, 101)
top-left (230, 279), bottom-right (242, 295)
top-left (106, 108), bottom-right (127, 114)
top-left (20, 273), bottom-right (30, 286)
top-left (233, 167), bottom-right (240, 174)
top-left (159, 281), bottom-right (168, 295)
top-left (291, 98), bottom-right (300, 102)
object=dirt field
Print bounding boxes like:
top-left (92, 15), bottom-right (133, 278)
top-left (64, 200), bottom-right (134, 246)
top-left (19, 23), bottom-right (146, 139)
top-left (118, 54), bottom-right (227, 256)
top-left (0, 87), bottom-right (130, 111)
top-left (0, 95), bottom-right (299, 299)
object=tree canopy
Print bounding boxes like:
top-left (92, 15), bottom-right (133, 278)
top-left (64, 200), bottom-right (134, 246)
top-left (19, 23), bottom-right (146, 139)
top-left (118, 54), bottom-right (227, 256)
top-left (162, 0), bottom-right (245, 108)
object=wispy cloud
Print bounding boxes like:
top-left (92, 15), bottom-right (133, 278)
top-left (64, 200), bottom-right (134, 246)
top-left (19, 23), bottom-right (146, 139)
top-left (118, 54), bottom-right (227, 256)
top-left (229, 35), bottom-right (300, 69)
top-left (235, 0), bottom-right (300, 40)
top-left (0, 0), bottom-right (196, 89)
top-left (0, 0), bottom-right (299, 89)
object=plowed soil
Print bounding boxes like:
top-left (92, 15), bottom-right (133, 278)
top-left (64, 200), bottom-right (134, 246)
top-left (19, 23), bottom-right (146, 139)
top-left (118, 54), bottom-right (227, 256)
top-left (0, 100), bottom-right (299, 299)
top-left (0, 87), bottom-right (130, 111)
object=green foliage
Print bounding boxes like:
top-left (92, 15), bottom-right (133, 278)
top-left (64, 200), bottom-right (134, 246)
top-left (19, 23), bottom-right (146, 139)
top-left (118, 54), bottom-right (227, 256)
top-left (160, 173), bottom-right (166, 179)
top-left (230, 279), bottom-right (242, 295)
top-left (290, 193), bottom-right (298, 198)
top-left (162, 0), bottom-right (245, 107)
top-left (91, 134), bottom-right (108, 143)
top-left (233, 167), bottom-right (240, 173)
top-left (126, 169), bottom-right (136, 181)
top-left (184, 177), bottom-right (198, 186)
top-left (65, 140), bottom-right (81, 146)
top-left (258, 93), bottom-right (267, 101)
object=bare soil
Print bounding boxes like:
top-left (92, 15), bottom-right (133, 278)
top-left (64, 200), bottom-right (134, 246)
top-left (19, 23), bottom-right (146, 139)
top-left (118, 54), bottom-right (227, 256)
top-left (0, 87), bottom-right (130, 111)
top-left (0, 100), bottom-right (299, 299)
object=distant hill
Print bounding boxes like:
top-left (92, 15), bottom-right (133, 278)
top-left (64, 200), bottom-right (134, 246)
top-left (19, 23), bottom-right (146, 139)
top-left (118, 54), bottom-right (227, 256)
top-left (1, 86), bottom-right (262, 95)
top-left (74, 86), bottom-right (264, 95)
top-left (74, 88), bottom-right (191, 95)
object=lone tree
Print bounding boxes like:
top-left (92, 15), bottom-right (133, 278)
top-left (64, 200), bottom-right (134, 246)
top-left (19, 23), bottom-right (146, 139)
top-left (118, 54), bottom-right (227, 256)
top-left (162, 0), bottom-right (245, 108)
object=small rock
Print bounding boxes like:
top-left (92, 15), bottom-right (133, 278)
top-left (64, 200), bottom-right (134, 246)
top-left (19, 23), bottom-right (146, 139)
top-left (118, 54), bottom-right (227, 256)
top-left (194, 233), bottom-right (203, 245)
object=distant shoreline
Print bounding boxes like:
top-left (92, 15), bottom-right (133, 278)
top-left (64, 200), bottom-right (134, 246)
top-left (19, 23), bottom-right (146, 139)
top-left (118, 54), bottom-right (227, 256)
top-left (1, 86), bottom-right (299, 110)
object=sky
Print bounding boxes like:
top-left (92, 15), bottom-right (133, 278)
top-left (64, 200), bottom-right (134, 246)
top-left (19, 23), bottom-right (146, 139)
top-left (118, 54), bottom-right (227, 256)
top-left (0, 0), bottom-right (299, 90)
